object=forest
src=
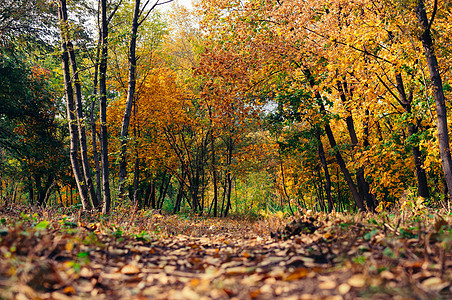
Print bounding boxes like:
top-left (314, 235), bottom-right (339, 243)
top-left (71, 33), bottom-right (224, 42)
top-left (0, 0), bottom-right (451, 299)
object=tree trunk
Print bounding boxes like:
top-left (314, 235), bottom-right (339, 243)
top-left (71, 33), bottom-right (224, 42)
top-left (223, 136), bottom-right (233, 217)
top-left (316, 129), bottom-right (334, 212)
top-left (132, 156), bottom-right (140, 205)
top-left (100, 0), bottom-right (111, 214)
top-left (395, 72), bottom-right (430, 198)
top-left (118, 0), bottom-right (141, 201)
top-left (415, 0), bottom-right (452, 198)
top-left (158, 174), bottom-right (172, 209)
top-left (173, 181), bottom-right (184, 214)
top-left (337, 81), bottom-right (375, 211)
top-left (57, 0), bottom-right (90, 210)
top-left (91, 42), bottom-right (102, 208)
top-left (210, 129), bottom-right (218, 217)
top-left (304, 69), bottom-right (365, 211)
top-left (315, 168), bottom-right (326, 212)
top-left (149, 181), bottom-right (156, 209)
top-left (156, 171), bottom-right (167, 209)
top-left (67, 39), bottom-right (98, 209)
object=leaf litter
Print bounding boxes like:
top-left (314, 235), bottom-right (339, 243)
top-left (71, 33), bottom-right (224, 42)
top-left (0, 205), bottom-right (451, 299)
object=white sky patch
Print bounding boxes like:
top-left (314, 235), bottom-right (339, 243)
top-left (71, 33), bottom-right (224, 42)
top-left (157, 0), bottom-right (193, 11)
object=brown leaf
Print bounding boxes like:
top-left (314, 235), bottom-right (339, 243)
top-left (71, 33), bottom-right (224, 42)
top-left (249, 288), bottom-right (262, 298)
top-left (380, 270), bottom-right (395, 280)
top-left (347, 274), bottom-right (366, 287)
top-left (337, 283), bottom-right (351, 294)
top-left (284, 267), bottom-right (309, 281)
top-left (120, 264), bottom-right (140, 275)
top-left (318, 280), bottom-right (336, 289)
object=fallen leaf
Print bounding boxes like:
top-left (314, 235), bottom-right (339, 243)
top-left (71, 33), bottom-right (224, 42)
top-left (79, 267), bottom-right (93, 278)
top-left (318, 280), bottom-right (337, 289)
top-left (337, 283), bottom-right (351, 294)
top-left (189, 278), bottom-right (200, 287)
top-left (284, 267), bottom-right (309, 281)
top-left (62, 286), bottom-right (75, 294)
top-left (226, 266), bottom-right (254, 275)
top-left (421, 277), bottom-right (444, 289)
top-left (380, 270), bottom-right (395, 280)
top-left (120, 264), bottom-right (140, 275)
top-left (347, 274), bottom-right (366, 287)
top-left (249, 289), bottom-right (261, 298)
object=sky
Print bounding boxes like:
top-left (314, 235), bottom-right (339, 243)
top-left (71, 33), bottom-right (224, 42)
top-left (156, 0), bottom-right (193, 13)
top-left (166, 0), bottom-right (193, 9)
top-left (177, 0), bottom-right (193, 8)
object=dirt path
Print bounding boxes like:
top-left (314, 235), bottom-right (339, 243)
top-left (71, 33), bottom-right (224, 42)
top-left (0, 207), bottom-right (451, 299)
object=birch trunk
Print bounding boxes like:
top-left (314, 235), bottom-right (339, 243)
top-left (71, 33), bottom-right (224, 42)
top-left (57, 0), bottom-right (90, 209)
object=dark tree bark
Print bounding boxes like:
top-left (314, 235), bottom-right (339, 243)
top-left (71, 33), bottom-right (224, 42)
top-left (337, 81), bottom-right (376, 211)
top-left (91, 41), bottom-right (102, 208)
top-left (99, 0), bottom-right (111, 214)
top-left (304, 69), bottom-right (365, 211)
top-left (223, 136), bottom-right (233, 217)
top-left (149, 181), bottom-right (156, 209)
top-left (118, 0), bottom-right (141, 201)
top-left (173, 177), bottom-right (185, 214)
top-left (118, 0), bottom-right (173, 200)
top-left (158, 174), bottom-right (172, 209)
top-left (210, 129), bottom-right (219, 217)
top-left (395, 72), bottom-right (430, 198)
top-left (416, 0), bottom-right (452, 199)
top-left (316, 129), bottom-right (334, 212)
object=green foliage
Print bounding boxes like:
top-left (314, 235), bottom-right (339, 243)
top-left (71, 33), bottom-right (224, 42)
top-left (34, 220), bottom-right (49, 230)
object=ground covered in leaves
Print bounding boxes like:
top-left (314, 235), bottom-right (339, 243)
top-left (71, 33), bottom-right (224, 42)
top-left (0, 204), bottom-right (451, 299)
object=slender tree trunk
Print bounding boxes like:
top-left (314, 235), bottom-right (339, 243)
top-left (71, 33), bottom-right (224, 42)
top-left (132, 156), bottom-right (140, 205)
top-left (100, 0), bottom-right (111, 214)
top-left (70, 185), bottom-right (73, 206)
top-left (28, 175), bottom-right (34, 205)
top-left (304, 69), bottom-right (365, 211)
top-left (57, 0), bottom-right (90, 210)
top-left (223, 136), bottom-right (233, 217)
top-left (316, 129), bottom-right (334, 212)
top-left (210, 129), bottom-right (218, 217)
top-left (395, 72), bottom-right (430, 198)
top-left (156, 171), bottom-right (167, 208)
top-left (314, 171), bottom-right (326, 212)
top-left (337, 81), bottom-right (375, 211)
top-left (415, 0), bottom-right (452, 198)
top-left (67, 39), bottom-right (98, 209)
top-left (158, 174), bottom-right (172, 209)
top-left (118, 0), bottom-right (141, 200)
top-left (91, 42), bottom-right (102, 208)
top-left (173, 180), bottom-right (184, 214)
top-left (148, 181), bottom-right (155, 209)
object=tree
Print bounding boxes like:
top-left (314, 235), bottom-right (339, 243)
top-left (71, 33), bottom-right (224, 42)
top-left (117, 0), bottom-right (174, 201)
top-left (415, 0), bottom-right (452, 198)
top-left (0, 54), bottom-right (68, 206)
top-left (57, 0), bottom-right (92, 210)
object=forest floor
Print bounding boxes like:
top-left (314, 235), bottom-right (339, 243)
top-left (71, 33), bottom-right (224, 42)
top-left (0, 204), bottom-right (451, 300)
